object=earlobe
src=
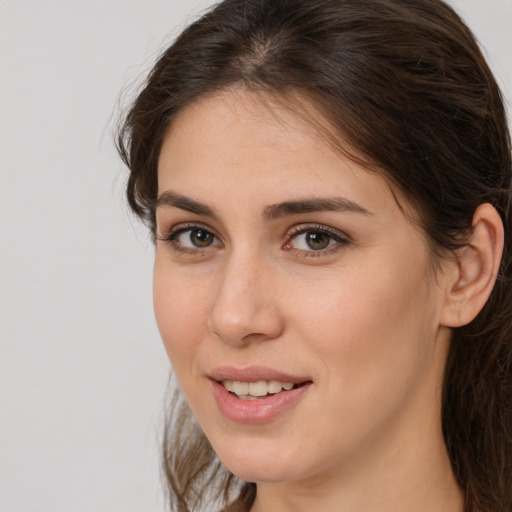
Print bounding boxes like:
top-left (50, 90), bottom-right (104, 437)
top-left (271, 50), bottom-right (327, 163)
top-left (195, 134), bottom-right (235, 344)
top-left (440, 203), bottom-right (504, 328)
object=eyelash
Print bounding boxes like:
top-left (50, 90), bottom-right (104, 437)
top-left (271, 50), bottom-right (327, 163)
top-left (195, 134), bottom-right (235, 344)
top-left (157, 222), bottom-right (351, 258)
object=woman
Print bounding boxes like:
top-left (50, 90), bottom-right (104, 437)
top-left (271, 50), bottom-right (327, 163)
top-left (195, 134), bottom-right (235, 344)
top-left (117, 0), bottom-right (512, 511)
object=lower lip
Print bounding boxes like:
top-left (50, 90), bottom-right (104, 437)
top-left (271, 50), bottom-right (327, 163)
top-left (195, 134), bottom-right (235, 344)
top-left (211, 380), bottom-right (312, 424)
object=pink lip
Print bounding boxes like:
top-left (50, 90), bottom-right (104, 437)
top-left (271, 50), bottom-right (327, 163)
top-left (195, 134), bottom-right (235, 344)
top-left (209, 365), bottom-right (310, 384)
top-left (209, 366), bottom-right (312, 424)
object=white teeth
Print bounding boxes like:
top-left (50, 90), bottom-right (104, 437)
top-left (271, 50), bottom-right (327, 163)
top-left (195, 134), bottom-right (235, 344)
top-left (267, 380), bottom-right (282, 394)
top-left (249, 381), bottom-right (268, 397)
top-left (222, 379), bottom-right (297, 398)
top-left (231, 381), bottom-right (249, 395)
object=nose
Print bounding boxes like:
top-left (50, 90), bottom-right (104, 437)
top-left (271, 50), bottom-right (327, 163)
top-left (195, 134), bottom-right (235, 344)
top-left (207, 251), bottom-right (285, 346)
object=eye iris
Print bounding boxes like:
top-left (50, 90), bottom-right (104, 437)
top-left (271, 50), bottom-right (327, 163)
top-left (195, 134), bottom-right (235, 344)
top-left (306, 231), bottom-right (331, 250)
top-left (191, 229), bottom-right (213, 247)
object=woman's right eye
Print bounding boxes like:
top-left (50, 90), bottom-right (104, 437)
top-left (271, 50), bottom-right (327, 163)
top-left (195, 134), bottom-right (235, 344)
top-left (159, 225), bottom-right (221, 251)
top-left (177, 228), bottom-right (217, 248)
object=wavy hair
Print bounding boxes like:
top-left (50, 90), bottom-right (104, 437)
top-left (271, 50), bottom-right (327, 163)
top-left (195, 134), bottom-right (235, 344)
top-left (116, 1), bottom-right (512, 510)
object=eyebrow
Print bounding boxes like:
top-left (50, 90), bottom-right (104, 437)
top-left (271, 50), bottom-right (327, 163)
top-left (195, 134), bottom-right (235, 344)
top-left (155, 191), bottom-right (371, 220)
top-left (155, 191), bottom-right (217, 218)
top-left (262, 197), bottom-right (371, 220)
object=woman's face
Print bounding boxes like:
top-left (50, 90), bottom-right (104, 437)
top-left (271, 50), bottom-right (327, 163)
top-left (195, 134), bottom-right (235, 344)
top-left (154, 91), bottom-right (452, 484)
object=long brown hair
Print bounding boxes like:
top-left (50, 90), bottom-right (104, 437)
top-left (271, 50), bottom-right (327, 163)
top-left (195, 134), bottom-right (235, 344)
top-left (116, 1), bottom-right (512, 510)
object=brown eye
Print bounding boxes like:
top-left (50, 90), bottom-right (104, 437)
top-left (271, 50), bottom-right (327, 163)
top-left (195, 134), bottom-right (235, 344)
top-left (166, 226), bottom-right (220, 249)
top-left (305, 231), bottom-right (331, 250)
top-left (286, 225), bottom-right (350, 254)
top-left (189, 229), bottom-right (214, 247)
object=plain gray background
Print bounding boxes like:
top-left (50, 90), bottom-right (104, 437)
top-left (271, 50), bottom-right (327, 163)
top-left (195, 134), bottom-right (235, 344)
top-left (1, 1), bottom-right (511, 511)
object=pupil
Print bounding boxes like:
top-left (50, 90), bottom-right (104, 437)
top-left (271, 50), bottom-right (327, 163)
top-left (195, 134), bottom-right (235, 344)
top-left (306, 232), bottom-right (330, 250)
top-left (191, 229), bottom-right (213, 247)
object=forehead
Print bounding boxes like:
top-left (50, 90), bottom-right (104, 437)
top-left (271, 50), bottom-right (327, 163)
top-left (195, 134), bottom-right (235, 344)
top-left (157, 90), bottom-right (414, 224)
top-left (162, 90), bottom-right (336, 168)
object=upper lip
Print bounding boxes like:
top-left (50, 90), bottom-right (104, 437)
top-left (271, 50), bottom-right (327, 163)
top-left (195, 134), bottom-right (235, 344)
top-left (209, 365), bottom-right (311, 384)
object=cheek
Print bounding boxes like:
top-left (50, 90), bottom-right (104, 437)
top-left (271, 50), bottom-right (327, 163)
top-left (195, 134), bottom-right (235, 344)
top-left (292, 255), bottom-right (438, 405)
top-left (153, 264), bottom-right (209, 374)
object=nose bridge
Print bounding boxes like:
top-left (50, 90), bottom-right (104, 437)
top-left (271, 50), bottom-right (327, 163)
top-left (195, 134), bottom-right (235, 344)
top-left (208, 246), bottom-right (283, 345)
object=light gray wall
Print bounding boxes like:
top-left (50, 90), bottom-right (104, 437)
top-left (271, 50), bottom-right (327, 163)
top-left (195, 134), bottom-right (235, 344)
top-left (1, 1), bottom-right (510, 511)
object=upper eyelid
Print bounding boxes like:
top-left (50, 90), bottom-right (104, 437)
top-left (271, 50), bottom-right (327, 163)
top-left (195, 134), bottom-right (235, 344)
top-left (157, 221), bottom-right (219, 240)
top-left (287, 223), bottom-right (351, 241)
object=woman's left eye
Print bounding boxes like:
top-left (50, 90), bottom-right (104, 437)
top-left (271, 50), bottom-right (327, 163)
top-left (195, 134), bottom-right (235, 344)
top-left (285, 226), bottom-right (350, 253)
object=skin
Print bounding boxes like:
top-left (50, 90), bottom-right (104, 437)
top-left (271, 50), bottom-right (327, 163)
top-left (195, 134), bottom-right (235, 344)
top-left (153, 90), bottom-right (465, 512)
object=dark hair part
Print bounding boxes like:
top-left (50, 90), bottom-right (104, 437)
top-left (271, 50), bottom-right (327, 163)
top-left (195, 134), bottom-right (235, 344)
top-left (117, 0), bottom-right (512, 510)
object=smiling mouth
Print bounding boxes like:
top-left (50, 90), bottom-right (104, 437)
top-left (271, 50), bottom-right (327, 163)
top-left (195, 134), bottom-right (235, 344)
top-left (221, 379), bottom-right (310, 400)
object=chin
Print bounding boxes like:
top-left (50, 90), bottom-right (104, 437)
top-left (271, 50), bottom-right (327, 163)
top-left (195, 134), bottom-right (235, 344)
top-left (212, 438), bottom-right (308, 484)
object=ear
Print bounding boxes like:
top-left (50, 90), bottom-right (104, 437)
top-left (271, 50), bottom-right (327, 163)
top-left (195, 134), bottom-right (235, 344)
top-left (440, 203), bottom-right (504, 328)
